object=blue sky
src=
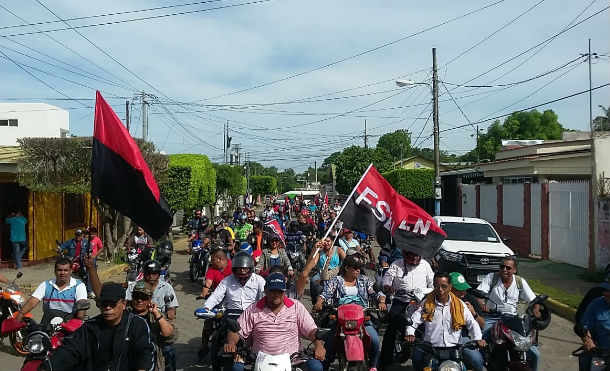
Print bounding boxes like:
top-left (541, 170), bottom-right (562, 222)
top-left (0, 0), bottom-right (608, 171)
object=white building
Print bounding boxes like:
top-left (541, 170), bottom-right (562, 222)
top-left (0, 103), bottom-right (69, 146)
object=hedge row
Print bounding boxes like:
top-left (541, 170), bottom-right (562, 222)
top-left (162, 154), bottom-right (216, 212)
top-left (382, 168), bottom-right (434, 199)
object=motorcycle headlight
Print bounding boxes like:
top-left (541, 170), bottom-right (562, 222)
top-left (509, 330), bottom-right (532, 351)
top-left (26, 333), bottom-right (50, 355)
top-left (438, 250), bottom-right (463, 263)
top-left (10, 294), bottom-right (24, 305)
top-left (438, 360), bottom-right (462, 371)
top-left (344, 320), bottom-right (358, 329)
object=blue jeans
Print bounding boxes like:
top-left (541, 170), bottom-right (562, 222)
top-left (460, 335), bottom-right (485, 371)
top-left (162, 344), bottom-right (176, 371)
top-left (11, 241), bottom-right (27, 269)
top-left (324, 322), bottom-right (380, 369)
top-left (482, 316), bottom-right (539, 371)
top-left (232, 358), bottom-right (323, 371)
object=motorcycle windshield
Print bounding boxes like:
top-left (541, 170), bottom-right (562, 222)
top-left (501, 314), bottom-right (530, 336)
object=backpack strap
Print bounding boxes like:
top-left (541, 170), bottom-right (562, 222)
top-left (492, 272), bottom-right (523, 291)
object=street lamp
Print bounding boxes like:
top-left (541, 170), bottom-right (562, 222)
top-left (394, 47), bottom-right (441, 216)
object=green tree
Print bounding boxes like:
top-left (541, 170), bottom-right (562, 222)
top-left (161, 154), bottom-right (216, 214)
top-left (276, 168), bottom-right (299, 193)
top-left (249, 175), bottom-right (277, 197)
top-left (214, 164), bottom-right (246, 210)
top-left (383, 168), bottom-right (434, 199)
top-left (334, 146), bottom-right (392, 194)
top-left (377, 129), bottom-right (412, 161)
top-left (478, 109), bottom-right (563, 160)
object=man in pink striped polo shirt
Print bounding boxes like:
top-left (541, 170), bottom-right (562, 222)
top-left (225, 272), bottom-right (325, 371)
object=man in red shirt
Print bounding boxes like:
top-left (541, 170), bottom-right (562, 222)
top-left (197, 248), bottom-right (232, 362)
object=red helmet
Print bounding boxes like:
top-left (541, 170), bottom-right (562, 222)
top-left (301, 209), bottom-right (309, 216)
top-left (403, 250), bottom-right (421, 266)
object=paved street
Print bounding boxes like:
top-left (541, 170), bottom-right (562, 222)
top-left (0, 238), bottom-right (580, 370)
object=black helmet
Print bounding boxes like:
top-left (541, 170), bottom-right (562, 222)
top-left (142, 260), bottom-right (161, 273)
top-left (157, 241), bottom-right (173, 257)
top-left (213, 217), bottom-right (224, 227)
top-left (527, 296), bottom-right (552, 331)
top-left (232, 251), bottom-right (254, 270)
top-left (289, 221), bottom-right (299, 229)
top-left (200, 215), bottom-right (209, 225)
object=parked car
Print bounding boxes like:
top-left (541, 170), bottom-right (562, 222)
top-left (433, 216), bottom-right (514, 284)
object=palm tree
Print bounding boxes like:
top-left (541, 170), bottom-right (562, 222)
top-left (594, 105), bottom-right (610, 131)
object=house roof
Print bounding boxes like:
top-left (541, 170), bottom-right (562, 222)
top-left (0, 146), bottom-right (21, 164)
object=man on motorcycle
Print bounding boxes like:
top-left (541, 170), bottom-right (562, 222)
top-left (126, 260), bottom-right (180, 371)
top-left (197, 248), bottom-right (233, 362)
top-left (205, 218), bottom-right (235, 254)
top-left (450, 272), bottom-right (486, 371)
top-left (202, 252), bottom-right (266, 364)
top-left (234, 213), bottom-right (253, 241)
top-left (406, 272), bottom-right (486, 371)
top-left (16, 257), bottom-right (88, 324)
top-left (577, 280), bottom-right (610, 371)
top-left (378, 248), bottom-right (434, 369)
top-left (40, 283), bottom-right (155, 371)
top-left (476, 256), bottom-right (541, 371)
top-left (189, 210), bottom-right (204, 233)
top-left (130, 281), bottom-right (178, 371)
top-left (286, 221), bottom-right (306, 253)
top-left (224, 272), bottom-right (326, 371)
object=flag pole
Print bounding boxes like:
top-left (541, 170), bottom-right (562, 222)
top-left (313, 163), bottom-right (374, 259)
top-left (323, 162), bottom-right (374, 239)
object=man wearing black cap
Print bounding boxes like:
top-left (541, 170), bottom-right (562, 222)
top-left (40, 282), bottom-right (156, 371)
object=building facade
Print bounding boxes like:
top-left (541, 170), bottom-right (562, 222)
top-left (0, 103), bottom-right (69, 146)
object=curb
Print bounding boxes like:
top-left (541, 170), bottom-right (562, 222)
top-left (98, 263), bottom-right (129, 279)
top-left (546, 297), bottom-right (576, 322)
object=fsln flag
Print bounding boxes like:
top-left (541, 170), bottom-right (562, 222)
top-left (91, 91), bottom-right (172, 239)
top-left (339, 164), bottom-right (446, 257)
top-left (265, 218), bottom-right (285, 246)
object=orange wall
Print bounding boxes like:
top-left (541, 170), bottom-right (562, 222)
top-left (28, 192), bottom-right (100, 261)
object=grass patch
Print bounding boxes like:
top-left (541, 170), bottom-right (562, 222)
top-left (528, 279), bottom-right (583, 310)
top-left (579, 268), bottom-right (605, 283)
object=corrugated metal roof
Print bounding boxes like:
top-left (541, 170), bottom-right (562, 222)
top-left (0, 146), bottom-right (21, 164)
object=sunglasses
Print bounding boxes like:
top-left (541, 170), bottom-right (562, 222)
top-left (271, 239), bottom-right (280, 243)
top-left (434, 283), bottom-right (450, 289)
top-left (132, 293), bottom-right (150, 301)
top-left (96, 300), bottom-right (122, 309)
top-left (500, 265), bottom-right (514, 270)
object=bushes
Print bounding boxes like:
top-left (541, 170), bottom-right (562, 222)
top-left (383, 168), bottom-right (434, 199)
top-left (162, 154), bottom-right (216, 213)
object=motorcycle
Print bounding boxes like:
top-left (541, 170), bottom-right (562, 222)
top-left (189, 240), bottom-right (210, 282)
top-left (388, 287), bottom-right (433, 363)
top-left (471, 289), bottom-right (551, 371)
top-left (572, 324), bottom-right (609, 371)
top-left (0, 272), bottom-right (32, 355)
top-left (220, 317), bottom-right (330, 371)
top-left (194, 306), bottom-right (243, 371)
top-left (405, 340), bottom-right (480, 371)
top-left (55, 239), bottom-right (89, 280)
top-left (3, 301), bottom-right (90, 370)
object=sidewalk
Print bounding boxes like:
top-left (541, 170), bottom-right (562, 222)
top-left (518, 257), bottom-right (598, 321)
top-left (2, 260), bottom-right (127, 294)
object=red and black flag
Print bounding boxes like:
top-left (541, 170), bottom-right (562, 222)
top-left (338, 164), bottom-right (446, 257)
top-left (91, 91), bottom-right (172, 239)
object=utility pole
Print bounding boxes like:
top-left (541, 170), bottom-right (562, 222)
top-left (314, 160), bottom-right (318, 185)
top-left (141, 92), bottom-right (148, 141)
top-left (475, 125), bottom-right (480, 162)
top-left (246, 153), bottom-right (251, 205)
top-left (432, 47), bottom-right (441, 216)
top-left (223, 122), bottom-right (226, 164)
top-left (125, 100), bottom-right (130, 132)
top-left (364, 119), bottom-right (368, 148)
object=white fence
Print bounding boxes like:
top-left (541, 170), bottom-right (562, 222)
top-left (530, 184), bottom-right (542, 256)
top-left (462, 185), bottom-right (476, 217)
top-left (549, 181), bottom-right (590, 268)
top-left (503, 184), bottom-right (524, 227)
top-left (480, 185), bottom-right (497, 223)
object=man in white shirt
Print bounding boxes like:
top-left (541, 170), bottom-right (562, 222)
top-left (203, 252), bottom-right (266, 311)
top-left (476, 256), bottom-right (541, 371)
top-left (406, 272), bottom-right (485, 371)
top-left (379, 249), bottom-right (434, 369)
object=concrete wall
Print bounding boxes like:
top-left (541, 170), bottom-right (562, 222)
top-left (0, 103), bottom-right (69, 146)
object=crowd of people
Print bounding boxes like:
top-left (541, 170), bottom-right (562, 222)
top-left (3, 198), bottom-right (610, 371)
